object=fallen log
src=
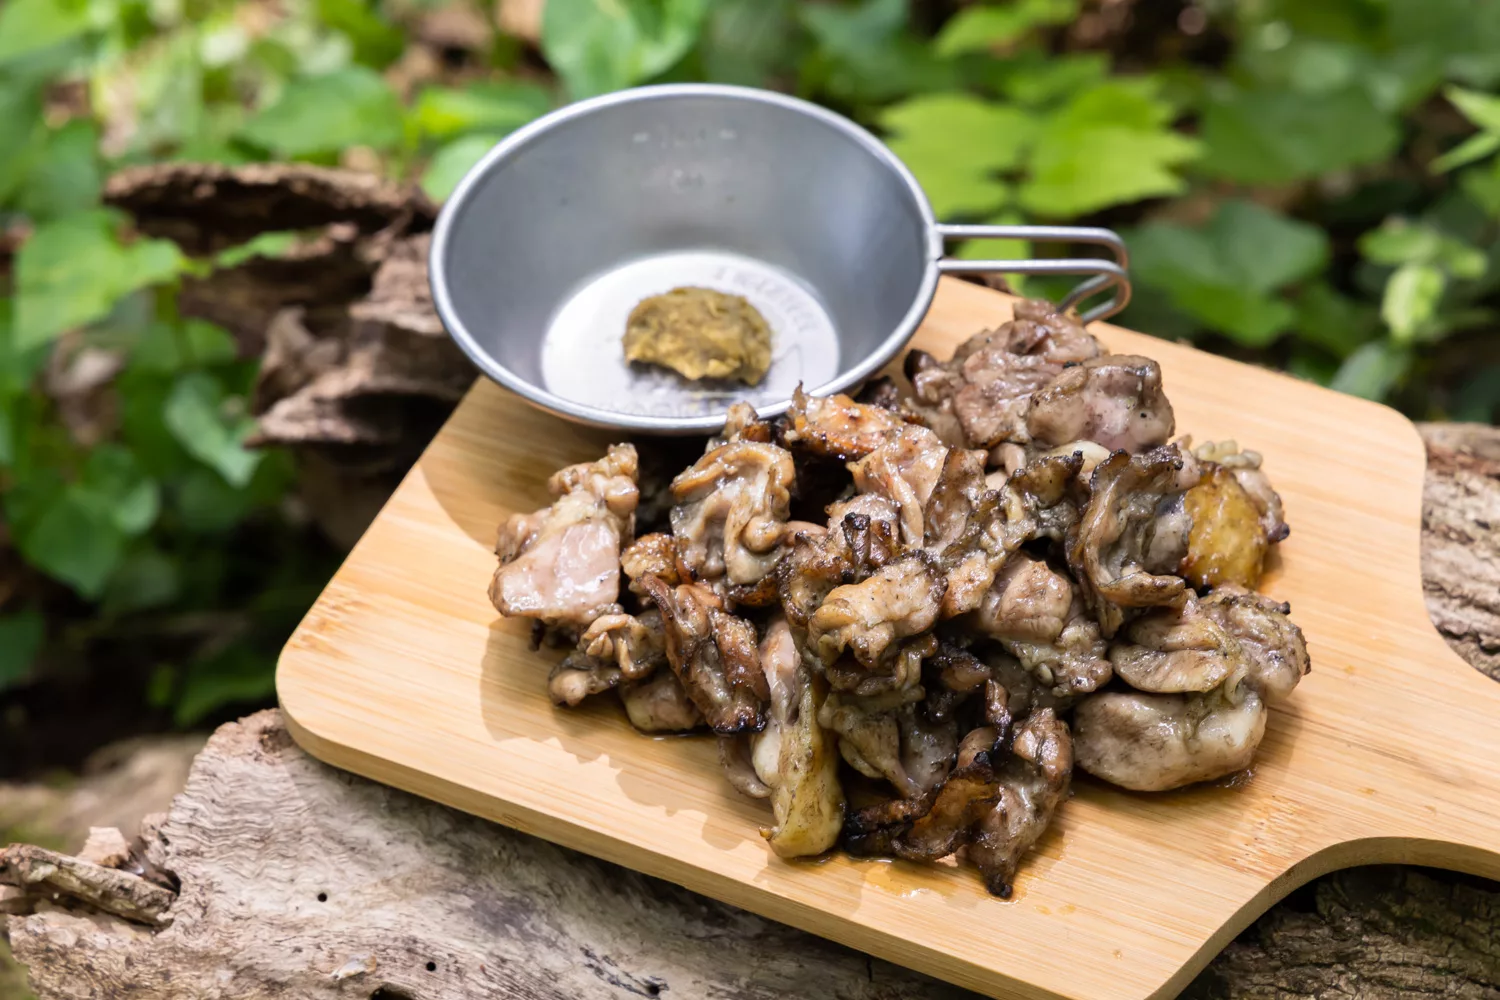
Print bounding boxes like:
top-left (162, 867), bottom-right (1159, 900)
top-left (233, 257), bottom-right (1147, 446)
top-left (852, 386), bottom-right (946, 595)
top-left (4, 422), bottom-right (1497, 1000)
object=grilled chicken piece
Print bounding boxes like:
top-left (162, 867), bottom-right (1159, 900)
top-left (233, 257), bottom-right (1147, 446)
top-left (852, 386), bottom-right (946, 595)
top-left (1200, 587), bottom-right (1309, 704)
top-left (620, 669), bottom-right (703, 733)
top-left (781, 385), bottom-right (906, 460)
top-left (849, 424), bottom-right (949, 547)
top-left (640, 575), bottom-right (767, 734)
top-left (935, 452), bottom-right (1084, 618)
top-left (547, 651), bottom-right (620, 707)
top-left (749, 616), bottom-right (846, 856)
top-left (844, 708), bottom-right (1071, 897)
top-left (1067, 447), bottom-right (1200, 638)
top-left (922, 447), bottom-right (993, 553)
top-left (1106, 596), bottom-right (1238, 694)
top-left (490, 444), bottom-right (639, 631)
top-left (809, 553), bottom-right (947, 669)
top-left (818, 686), bottom-right (954, 798)
top-left (973, 553), bottom-right (1111, 701)
top-left (1077, 588), bottom-right (1308, 790)
top-left (1073, 685), bottom-right (1266, 792)
top-left (620, 532), bottom-right (682, 597)
top-left (577, 609), bottom-right (668, 681)
top-left (966, 708), bottom-right (1072, 897)
top-left (904, 299), bottom-right (1103, 450)
top-left (1026, 355), bottom-right (1175, 454)
top-left (670, 439), bottom-right (795, 588)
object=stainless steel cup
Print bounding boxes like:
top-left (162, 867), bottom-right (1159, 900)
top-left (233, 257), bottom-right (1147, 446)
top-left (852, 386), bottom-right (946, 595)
top-left (429, 83), bottom-right (1129, 434)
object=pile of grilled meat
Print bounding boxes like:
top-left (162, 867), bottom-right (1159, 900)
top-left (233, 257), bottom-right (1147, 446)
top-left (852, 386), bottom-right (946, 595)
top-left (489, 298), bottom-right (1309, 897)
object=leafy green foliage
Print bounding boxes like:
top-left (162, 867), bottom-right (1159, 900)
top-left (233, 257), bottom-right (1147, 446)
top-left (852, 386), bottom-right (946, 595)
top-left (1019, 79), bottom-right (1198, 217)
top-left (14, 212), bottom-right (184, 351)
top-left (1128, 200), bottom-right (1329, 347)
top-left (0, 612), bottom-right (45, 693)
top-left (933, 0), bottom-right (1076, 57)
top-left (880, 94), bottom-right (1031, 217)
top-left (1197, 86), bottom-right (1400, 185)
top-left (0, 0), bottom-right (93, 65)
top-left (238, 67), bottom-right (404, 157)
top-left (542, 0), bottom-right (709, 99)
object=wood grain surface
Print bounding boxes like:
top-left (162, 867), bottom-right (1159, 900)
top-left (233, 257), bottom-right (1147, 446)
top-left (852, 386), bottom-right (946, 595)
top-left (277, 277), bottom-right (1500, 1000)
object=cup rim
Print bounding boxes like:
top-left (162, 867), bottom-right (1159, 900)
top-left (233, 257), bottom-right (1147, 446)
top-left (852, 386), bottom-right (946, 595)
top-left (428, 82), bottom-right (941, 434)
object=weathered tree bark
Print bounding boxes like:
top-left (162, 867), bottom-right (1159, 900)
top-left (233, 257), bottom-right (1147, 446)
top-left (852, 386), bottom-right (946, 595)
top-left (6, 163), bottom-right (1480, 999)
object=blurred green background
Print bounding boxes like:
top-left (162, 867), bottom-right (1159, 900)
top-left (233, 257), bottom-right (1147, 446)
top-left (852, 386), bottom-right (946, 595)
top-left (1, 0), bottom-right (1498, 779)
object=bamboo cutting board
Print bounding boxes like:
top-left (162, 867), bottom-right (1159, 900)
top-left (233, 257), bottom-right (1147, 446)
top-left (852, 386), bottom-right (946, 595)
top-left (278, 277), bottom-right (1500, 1000)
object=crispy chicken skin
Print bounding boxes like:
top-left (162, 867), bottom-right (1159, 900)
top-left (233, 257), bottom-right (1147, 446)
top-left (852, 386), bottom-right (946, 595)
top-left (809, 553), bottom-right (947, 669)
top-left (845, 708), bottom-right (1071, 896)
top-left (494, 302), bottom-right (1310, 898)
top-left (640, 575), bottom-right (767, 734)
top-left (490, 444), bottom-right (640, 631)
top-left (1067, 446), bottom-right (1199, 638)
top-left (781, 385), bottom-right (907, 460)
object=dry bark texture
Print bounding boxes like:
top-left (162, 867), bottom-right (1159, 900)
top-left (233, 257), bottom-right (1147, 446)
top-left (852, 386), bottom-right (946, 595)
top-left (104, 164), bottom-right (474, 548)
top-left (8, 163), bottom-right (1489, 999)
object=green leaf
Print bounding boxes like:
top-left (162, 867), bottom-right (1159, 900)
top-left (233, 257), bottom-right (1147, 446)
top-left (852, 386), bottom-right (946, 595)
top-left (934, 0), bottom-right (1078, 57)
top-left (799, 0), bottom-right (955, 104)
top-left (238, 67), bottom-right (404, 157)
top-left (1294, 283), bottom-right (1380, 358)
top-left (213, 233), bottom-right (299, 269)
top-left (1431, 132), bottom-right (1500, 174)
top-left (1381, 262), bottom-right (1444, 343)
top-left (1358, 220), bottom-right (1444, 265)
top-left (1446, 88), bottom-right (1500, 134)
top-left (1125, 200), bottom-right (1328, 346)
top-left (413, 82), bottom-right (551, 141)
top-left (16, 117), bottom-right (100, 220)
top-left (1197, 86), bottom-right (1401, 184)
top-left (699, 0), bottom-right (796, 86)
top-left (175, 646), bottom-right (276, 726)
top-left (421, 133), bottom-right (505, 203)
top-left (102, 548), bottom-right (181, 615)
top-left (801, 0), bottom-right (905, 58)
top-left (987, 51), bottom-right (1109, 107)
top-left (1210, 200), bottom-right (1330, 294)
top-left (1329, 340), bottom-right (1410, 401)
top-left (172, 465), bottom-right (256, 533)
top-left (1461, 158), bottom-right (1500, 217)
top-left (0, 0), bottom-right (92, 65)
top-left (11, 486), bottom-right (125, 597)
top-left (881, 94), bottom-right (1035, 218)
top-left (163, 373), bottom-right (262, 488)
top-left (315, 0), bottom-right (405, 68)
top-left (131, 319), bottom-right (239, 373)
top-left (14, 210), bottom-right (186, 352)
top-left (1018, 80), bottom-right (1198, 217)
top-left (1359, 219), bottom-right (1488, 279)
top-left (541, 0), bottom-right (709, 99)
top-left (0, 611), bottom-right (45, 692)
top-left (78, 444), bottom-right (160, 536)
